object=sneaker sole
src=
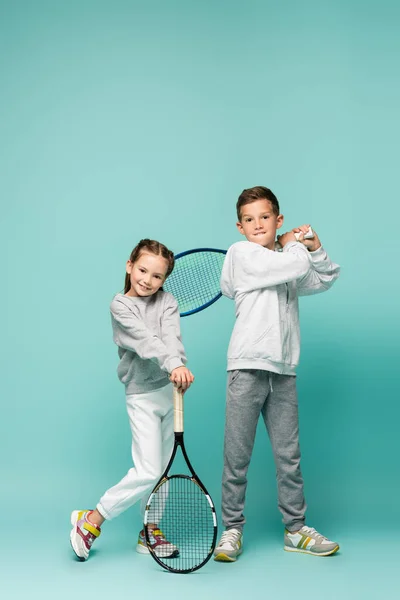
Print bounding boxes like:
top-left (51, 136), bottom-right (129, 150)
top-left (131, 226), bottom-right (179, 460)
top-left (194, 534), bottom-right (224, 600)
top-left (137, 542), bottom-right (179, 558)
top-left (214, 550), bottom-right (242, 562)
top-left (136, 543), bottom-right (150, 555)
top-left (70, 511), bottom-right (88, 561)
top-left (284, 545), bottom-right (339, 557)
top-left (70, 539), bottom-right (86, 561)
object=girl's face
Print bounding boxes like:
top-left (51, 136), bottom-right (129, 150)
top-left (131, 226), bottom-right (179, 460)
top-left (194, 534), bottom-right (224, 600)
top-left (125, 252), bottom-right (169, 297)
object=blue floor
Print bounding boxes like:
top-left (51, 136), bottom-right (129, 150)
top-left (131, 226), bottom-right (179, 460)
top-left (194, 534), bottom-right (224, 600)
top-left (3, 521), bottom-right (393, 600)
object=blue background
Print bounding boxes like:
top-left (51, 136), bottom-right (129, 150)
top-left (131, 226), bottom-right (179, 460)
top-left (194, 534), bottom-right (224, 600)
top-left (1, 1), bottom-right (399, 598)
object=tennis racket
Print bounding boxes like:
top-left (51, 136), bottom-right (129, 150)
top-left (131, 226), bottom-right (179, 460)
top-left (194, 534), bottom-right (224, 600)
top-left (163, 248), bottom-right (226, 316)
top-left (144, 388), bottom-right (218, 573)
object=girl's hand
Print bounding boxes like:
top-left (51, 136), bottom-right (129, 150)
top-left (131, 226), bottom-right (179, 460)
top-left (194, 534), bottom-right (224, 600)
top-left (170, 366), bottom-right (195, 392)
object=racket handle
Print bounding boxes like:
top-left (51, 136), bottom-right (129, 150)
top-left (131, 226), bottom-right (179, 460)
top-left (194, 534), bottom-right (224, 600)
top-left (173, 387), bottom-right (184, 433)
top-left (295, 226), bottom-right (314, 241)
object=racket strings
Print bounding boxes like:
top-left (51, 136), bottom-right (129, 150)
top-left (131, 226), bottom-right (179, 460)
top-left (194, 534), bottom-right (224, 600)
top-left (146, 476), bottom-right (216, 572)
top-left (164, 252), bottom-right (225, 314)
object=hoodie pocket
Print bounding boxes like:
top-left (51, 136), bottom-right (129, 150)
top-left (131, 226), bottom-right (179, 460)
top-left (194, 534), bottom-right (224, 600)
top-left (252, 325), bottom-right (272, 346)
top-left (251, 324), bottom-right (282, 361)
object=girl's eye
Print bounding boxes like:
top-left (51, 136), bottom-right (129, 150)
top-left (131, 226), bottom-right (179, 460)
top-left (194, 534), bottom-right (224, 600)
top-left (139, 268), bottom-right (145, 273)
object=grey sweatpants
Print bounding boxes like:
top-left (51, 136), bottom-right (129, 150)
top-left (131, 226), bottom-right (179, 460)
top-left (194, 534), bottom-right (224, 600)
top-left (222, 369), bottom-right (306, 533)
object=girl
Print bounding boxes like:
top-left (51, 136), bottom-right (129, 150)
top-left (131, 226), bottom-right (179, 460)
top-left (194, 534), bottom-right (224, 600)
top-left (70, 239), bottom-right (194, 561)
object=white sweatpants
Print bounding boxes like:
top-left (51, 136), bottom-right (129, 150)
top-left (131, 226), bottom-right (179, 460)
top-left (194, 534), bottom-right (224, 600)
top-left (97, 383), bottom-right (174, 520)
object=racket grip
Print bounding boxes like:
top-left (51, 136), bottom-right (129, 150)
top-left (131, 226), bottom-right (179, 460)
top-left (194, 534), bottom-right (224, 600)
top-left (295, 226), bottom-right (314, 241)
top-left (173, 387), bottom-right (184, 433)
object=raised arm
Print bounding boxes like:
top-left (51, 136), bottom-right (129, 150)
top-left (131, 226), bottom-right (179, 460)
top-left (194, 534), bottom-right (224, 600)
top-left (296, 245), bottom-right (340, 296)
top-left (221, 240), bottom-right (311, 298)
top-left (288, 228), bottom-right (340, 296)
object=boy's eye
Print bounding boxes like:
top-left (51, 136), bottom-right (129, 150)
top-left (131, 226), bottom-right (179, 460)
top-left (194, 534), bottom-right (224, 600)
top-left (262, 215), bottom-right (269, 219)
top-left (245, 218), bottom-right (252, 222)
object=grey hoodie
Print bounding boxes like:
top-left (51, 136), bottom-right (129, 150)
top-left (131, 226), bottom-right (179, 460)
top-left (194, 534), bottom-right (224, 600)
top-left (220, 240), bottom-right (340, 375)
top-left (110, 291), bottom-right (186, 394)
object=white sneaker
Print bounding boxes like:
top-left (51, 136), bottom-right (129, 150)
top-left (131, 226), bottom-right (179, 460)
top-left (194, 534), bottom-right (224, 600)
top-left (284, 526), bottom-right (339, 556)
top-left (136, 528), bottom-right (179, 558)
top-left (70, 510), bottom-right (101, 561)
top-left (214, 528), bottom-right (243, 562)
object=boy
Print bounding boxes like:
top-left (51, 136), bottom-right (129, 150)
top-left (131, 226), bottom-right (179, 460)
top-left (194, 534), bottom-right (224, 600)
top-left (214, 186), bottom-right (340, 562)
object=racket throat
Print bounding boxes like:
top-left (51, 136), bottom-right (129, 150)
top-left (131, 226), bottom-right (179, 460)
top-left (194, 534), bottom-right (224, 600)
top-left (158, 434), bottom-right (188, 479)
top-left (177, 435), bottom-right (198, 479)
top-left (161, 434), bottom-right (197, 479)
top-left (174, 432), bottom-right (184, 444)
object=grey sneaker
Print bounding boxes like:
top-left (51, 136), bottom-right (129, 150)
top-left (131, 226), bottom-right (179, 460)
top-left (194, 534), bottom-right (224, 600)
top-left (284, 526), bottom-right (339, 556)
top-left (214, 528), bottom-right (243, 562)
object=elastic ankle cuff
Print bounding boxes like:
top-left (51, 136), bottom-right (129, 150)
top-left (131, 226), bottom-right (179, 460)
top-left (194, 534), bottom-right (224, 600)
top-left (286, 522), bottom-right (305, 534)
top-left (96, 503), bottom-right (109, 520)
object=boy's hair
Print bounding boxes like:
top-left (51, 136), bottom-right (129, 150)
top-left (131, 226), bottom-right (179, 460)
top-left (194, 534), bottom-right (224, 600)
top-left (236, 186), bottom-right (280, 220)
top-left (124, 239), bottom-right (175, 294)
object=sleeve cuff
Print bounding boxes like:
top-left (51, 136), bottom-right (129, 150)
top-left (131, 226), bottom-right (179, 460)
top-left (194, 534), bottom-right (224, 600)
top-left (309, 245), bottom-right (324, 256)
top-left (283, 241), bottom-right (308, 253)
top-left (309, 245), bottom-right (326, 264)
top-left (166, 357), bottom-right (185, 374)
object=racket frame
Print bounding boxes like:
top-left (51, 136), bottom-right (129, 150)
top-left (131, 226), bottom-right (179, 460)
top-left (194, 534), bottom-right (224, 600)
top-left (164, 247), bottom-right (227, 317)
top-left (144, 390), bottom-right (218, 574)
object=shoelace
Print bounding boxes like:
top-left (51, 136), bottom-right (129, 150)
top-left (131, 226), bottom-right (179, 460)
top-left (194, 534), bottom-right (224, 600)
top-left (301, 526), bottom-right (327, 542)
top-left (219, 529), bottom-right (241, 548)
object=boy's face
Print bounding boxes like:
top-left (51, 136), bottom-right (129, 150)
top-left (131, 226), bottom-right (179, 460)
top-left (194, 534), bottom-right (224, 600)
top-left (237, 199), bottom-right (284, 249)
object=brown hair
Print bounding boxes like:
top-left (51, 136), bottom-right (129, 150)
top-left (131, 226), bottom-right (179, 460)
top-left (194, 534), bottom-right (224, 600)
top-left (236, 186), bottom-right (280, 220)
top-left (124, 239), bottom-right (175, 294)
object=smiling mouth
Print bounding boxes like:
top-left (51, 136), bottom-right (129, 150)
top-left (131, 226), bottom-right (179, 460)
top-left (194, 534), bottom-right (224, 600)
top-left (253, 232), bottom-right (266, 236)
top-left (138, 284), bottom-right (151, 291)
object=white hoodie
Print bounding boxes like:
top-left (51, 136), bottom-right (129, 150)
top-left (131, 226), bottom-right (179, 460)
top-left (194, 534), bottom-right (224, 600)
top-left (220, 240), bottom-right (340, 375)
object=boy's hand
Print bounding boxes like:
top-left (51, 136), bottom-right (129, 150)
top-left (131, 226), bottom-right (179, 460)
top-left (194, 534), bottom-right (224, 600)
top-left (170, 366), bottom-right (195, 393)
top-left (276, 231), bottom-right (297, 247)
top-left (293, 224), bottom-right (321, 252)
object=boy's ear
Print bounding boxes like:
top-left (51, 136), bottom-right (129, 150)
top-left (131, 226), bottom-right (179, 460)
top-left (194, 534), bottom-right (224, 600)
top-left (276, 214), bottom-right (284, 230)
top-left (126, 260), bottom-right (133, 274)
top-left (236, 221), bottom-right (245, 236)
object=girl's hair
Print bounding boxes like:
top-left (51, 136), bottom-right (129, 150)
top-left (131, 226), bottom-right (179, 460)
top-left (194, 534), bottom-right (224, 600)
top-left (124, 239), bottom-right (175, 294)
